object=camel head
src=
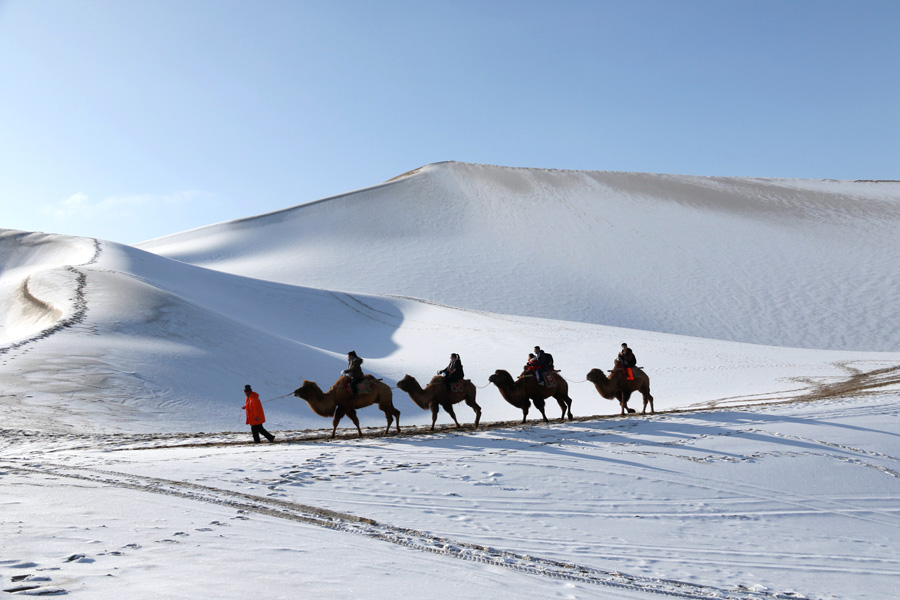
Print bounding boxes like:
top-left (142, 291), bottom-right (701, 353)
top-left (396, 374), bottom-right (416, 392)
top-left (293, 380), bottom-right (318, 399)
top-left (489, 369), bottom-right (514, 387)
top-left (586, 369), bottom-right (607, 384)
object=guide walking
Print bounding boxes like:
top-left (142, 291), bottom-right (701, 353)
top-left (242, 384), bottom-right (276, 443)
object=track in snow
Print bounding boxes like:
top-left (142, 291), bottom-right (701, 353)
top-left (0, 459), bottom-right (813, 600)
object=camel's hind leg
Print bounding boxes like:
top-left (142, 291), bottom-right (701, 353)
top-left (391, 407), bottom-right (401, 434)
top-left (554, 394), bottom-right (573, 421)
top-left (641, 385), bottom-right (655, 415)
top-left (377, 389), bottom-right (400, 435)
top-left (380, 404), bottom-right (400, 435)
top-left (465, 398), bottom-right (482, 428)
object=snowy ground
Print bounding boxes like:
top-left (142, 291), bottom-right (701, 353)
top-left (2, 162), bottom-right (899, 598)
top-left (4, 393), bottom-right (900, 599)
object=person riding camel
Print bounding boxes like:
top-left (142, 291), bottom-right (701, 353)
top-left (438, 353), bottom-right (464, 391)
top-left (617, 343), bottom-right (637, 381)
top-left (342, 350), bottom-right (365, 396)
top-left (532, 346), bottom-right (554, 385)
top-left (524, 353), bottom-right (539, 375)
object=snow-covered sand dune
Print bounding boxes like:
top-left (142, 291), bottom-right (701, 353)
top-left (0, 227), bottom-right (894, 434)
top-left (2, 163), bottom-right (899, 432)
top-left (139, 162), bottom-right (900, 351)
top-left (3, 163), bottom-right (900, 599)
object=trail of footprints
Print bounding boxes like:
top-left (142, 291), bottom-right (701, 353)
top-left (1, 517), bottom-right (250, 596)
top-left (2, 460), bottom-right (812, 600)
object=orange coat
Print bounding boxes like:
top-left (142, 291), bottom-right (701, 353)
top-left (244, 392), bottom-right (266, 425)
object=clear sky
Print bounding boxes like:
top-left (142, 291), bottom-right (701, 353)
top-left (1, 0), bottom-right (898, 245)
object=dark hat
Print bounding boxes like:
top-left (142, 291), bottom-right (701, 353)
top-left (348, 350), bottom-right (358, 357)
top-left (244, 384), bottom-right (252, 392)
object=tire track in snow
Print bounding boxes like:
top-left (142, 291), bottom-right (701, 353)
top-left (0, 460), bottom-right (814, 600)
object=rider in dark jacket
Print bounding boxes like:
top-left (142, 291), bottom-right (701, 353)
top-left (618, 343), bottom-right (636, 368)
top-left (532, 346), bottom-right (554, 385)
top-left (617, 343), bottom-right (636, 380)
top-left (343, 351), bottom-right (365, 396)
top-left (438, 353), bottom-right (464, 391)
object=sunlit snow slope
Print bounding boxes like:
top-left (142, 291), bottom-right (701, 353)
top-left (139, 162), bottom-right (900, 351)
top-left (2, 163), bottom-right (899, 433)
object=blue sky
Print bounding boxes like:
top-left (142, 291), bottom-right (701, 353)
top-left (1, 0), bottom-right (898, 244)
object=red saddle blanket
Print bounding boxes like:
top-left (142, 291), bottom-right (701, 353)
top-left (449, 380), bottom-right (465, 394)
top-left (345, 378), bottom-right (373, 395)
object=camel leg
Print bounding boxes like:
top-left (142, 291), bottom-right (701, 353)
top-left (332, 406), bottom-right (346, 438)
top-left (533, 398), bottom-right (549, 423)
top-left (642, 390), bottom-right (655, 415)
top-left (431, 403), bottom-right (440, 431)
top-left (345, 407), bottom-right (363, 437)
top-left (521, 404), bottom-right (529, 424)
top-left (553, 397), bottom-right (567, 420)
top-left (466, 399), bottom-right (482, 429)
top-left (442, 402), bottom-right (461, 429)
top-left (381, 408), bottom-right (393, 435)
top-left (392, 408), bottom-right (401, 434)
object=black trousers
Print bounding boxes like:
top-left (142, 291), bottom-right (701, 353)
top-left (250, 424), bottom-right (275, 443)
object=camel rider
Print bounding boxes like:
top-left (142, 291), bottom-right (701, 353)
top-left (524, 353), bottom-right (539, 375)
top-left (342, 350), bottom-right (365, 396)
top-left (532, 346), bottom-right (554, 385)
top-left (438, 353), bottom-right (464, 391)
top-left (618, 343), bottom-right (636, 381)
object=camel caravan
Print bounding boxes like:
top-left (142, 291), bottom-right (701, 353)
top-left (292, 344), bottom-right (653, 438)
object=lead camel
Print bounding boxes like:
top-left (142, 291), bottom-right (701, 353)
top-left (293, 375), bottom-right (400, 438)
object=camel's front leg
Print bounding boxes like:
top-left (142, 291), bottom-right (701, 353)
top-left (533, 398), bottom-right (549, 423)
top-left (430, 403), bottom-right (440, 431)
top-left (331, 406), bottom-right (346, 438)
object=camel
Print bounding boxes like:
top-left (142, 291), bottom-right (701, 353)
top-left (586, 362), bottom-right (654, 416)
top-left (488, 369), bottom-right (574, 424)
top-left (396, 374), bottom-right (482, 431)
top-left (293, 375), bottom-right (400, 438)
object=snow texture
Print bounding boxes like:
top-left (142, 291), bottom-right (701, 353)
top-left (2, 162), bottom-right (899, 599)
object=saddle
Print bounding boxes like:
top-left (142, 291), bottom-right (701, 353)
top-left (344, 377), bottom-right (373, 396)
top-left (542, 371), bottom-right (557, 388)
top-left (448, 380), bottom-right (465, 394)
top-left (523, 370), bottom-right (557, 388)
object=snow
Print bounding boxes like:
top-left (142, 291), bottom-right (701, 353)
top-left (2, 162), bottom-right (900, 598)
